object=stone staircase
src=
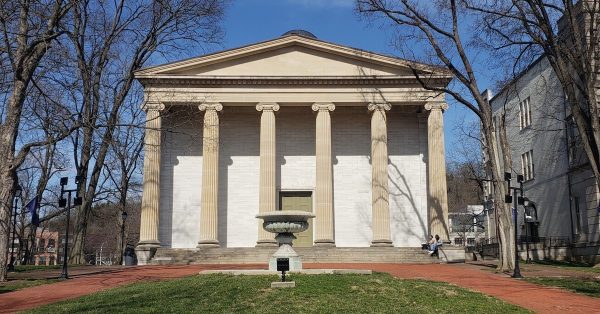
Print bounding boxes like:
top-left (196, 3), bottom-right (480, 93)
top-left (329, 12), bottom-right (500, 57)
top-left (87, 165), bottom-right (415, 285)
top-left (150, 247), bottom-right (440, 265)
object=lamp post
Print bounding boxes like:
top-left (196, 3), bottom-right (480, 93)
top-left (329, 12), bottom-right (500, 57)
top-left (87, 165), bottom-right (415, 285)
top-left (58, 176), bottom-right (83, 280)
top-left (8, 185), bottom-right (22, 271)
top-left (504, 172), bottom-right (523, 279)
top-left (120, 211), bottom-right (127, 265)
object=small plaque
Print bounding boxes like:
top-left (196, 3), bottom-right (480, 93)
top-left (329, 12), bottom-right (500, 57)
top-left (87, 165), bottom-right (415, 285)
top-left (276, 258), bottom-right (290, 272)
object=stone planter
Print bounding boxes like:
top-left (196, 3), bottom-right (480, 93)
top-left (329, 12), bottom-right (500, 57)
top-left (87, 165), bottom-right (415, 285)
top-left (256, 211), bottom-right (315, 271)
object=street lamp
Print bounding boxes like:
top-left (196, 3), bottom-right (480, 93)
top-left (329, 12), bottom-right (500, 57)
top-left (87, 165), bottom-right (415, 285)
top-left (120, 211), bottom-right (128, 265)
top-left (504, 172), bottom-right (524, 278)
top-left (58, 176), bottom-right (83, 280)
top-left (8, 185), bottom-right (22, 271)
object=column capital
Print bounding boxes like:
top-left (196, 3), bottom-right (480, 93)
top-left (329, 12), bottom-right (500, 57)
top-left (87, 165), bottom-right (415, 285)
top-left (368, 103), bottom-right (391, 112)
top-left (256, 102), bottom-right (280, 112)
top-left (141, 102), bottom-right (165, 112)
top-left (312, 103), bottom-right (335, 112)
top-left (424, 102), bottom-right (449, 111)
top-left (198, 103), bottom-right (223, 112)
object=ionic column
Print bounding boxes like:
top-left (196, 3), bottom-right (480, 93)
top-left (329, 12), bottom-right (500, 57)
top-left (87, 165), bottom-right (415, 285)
top-left (313, 103), bottom-right (335, 246)
top-left (197, 103), bottom-right (223, 248)
top-left (425, 102), bottom-right (450, 241)
top-left (136, 102), bottom-right (165, 264)
top-left (369, 103), bottom-right (393, 247)
top-left (256, 103), bottom-right (280, 246)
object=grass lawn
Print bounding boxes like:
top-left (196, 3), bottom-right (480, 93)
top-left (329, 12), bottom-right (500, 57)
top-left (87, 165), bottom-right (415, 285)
top-left (10, 265), bottom-right (62, 273)
top-left (28, 272), bottom-right (528, 313)
top-left (531, 260), bottom-right (600, 274)
top-left (525, 277), bottom-right (600, 298)
top-left (0, 279), bottom-right (59, 294)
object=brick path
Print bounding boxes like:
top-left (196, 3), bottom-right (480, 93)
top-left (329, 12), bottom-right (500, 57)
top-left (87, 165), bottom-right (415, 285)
top-left (1, 263), bottom-right (599, 313)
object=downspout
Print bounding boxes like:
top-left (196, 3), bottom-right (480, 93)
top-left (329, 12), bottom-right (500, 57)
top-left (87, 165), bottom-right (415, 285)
top-left (563, 92), bottom-right (575, 260)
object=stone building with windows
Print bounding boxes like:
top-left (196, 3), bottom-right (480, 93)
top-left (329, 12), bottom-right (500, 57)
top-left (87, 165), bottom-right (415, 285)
top-left (449, 205), bottom-right (489, 247)
top-left (484, 1), bottom-right (599, 263)
top-left (485, 56), bottom-right (599, 262)
top-left (133, 30), bottom-right (454, 265)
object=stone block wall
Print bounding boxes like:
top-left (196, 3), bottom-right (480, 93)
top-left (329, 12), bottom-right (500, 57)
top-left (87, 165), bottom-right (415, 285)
top-left (159, 105), bottom-right (428, 248)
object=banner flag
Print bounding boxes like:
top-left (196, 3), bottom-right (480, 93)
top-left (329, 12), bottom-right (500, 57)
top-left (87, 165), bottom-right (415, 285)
top-left (25, 196), bottom-right (39, 227)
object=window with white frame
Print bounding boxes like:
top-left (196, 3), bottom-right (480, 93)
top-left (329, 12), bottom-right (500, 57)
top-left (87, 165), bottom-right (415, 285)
top-left (521, 150), bottom-right (534, 180)
top-left (519, 97), bottom-right (532, 129)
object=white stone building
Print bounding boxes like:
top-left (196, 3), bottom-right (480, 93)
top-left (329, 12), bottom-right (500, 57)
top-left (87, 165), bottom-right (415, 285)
top-left (133, 31), bottom-right (453, 264)
top-left (449, 205), bottom-right (489, 247)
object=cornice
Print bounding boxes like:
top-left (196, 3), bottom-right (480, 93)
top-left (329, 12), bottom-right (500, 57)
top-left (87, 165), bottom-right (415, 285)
top-left (137, 75), bottom-right (452, 88)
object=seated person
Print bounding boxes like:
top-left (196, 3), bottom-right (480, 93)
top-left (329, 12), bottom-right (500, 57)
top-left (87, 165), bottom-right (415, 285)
top-left (428, 234), bottom-right (442, 255)
top-left (422, 235), bottom-right (434, 250)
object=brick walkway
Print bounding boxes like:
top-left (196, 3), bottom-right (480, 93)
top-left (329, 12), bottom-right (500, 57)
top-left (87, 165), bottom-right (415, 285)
top-left (1, 263), bottom-right (599, 313)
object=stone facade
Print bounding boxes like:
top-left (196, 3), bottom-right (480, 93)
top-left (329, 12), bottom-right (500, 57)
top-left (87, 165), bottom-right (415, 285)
top-left (487, 56), bottom-right (600, 263)
top-left (134, 32), bottom-right (453, 264)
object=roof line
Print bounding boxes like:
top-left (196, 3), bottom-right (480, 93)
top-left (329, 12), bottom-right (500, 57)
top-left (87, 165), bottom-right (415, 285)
top-left (489, 54), bottom-right (546, 103)
top-left (135, 33), bottom-right (451, 76)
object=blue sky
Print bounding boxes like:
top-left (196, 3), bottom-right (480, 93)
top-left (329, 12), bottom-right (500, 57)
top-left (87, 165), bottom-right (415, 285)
top-left (218, 0), bottom-right (484, 161)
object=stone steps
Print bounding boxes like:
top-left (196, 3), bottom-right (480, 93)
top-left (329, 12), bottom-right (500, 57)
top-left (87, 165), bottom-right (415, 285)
top-left (150, 247), bottom-right (440, 265)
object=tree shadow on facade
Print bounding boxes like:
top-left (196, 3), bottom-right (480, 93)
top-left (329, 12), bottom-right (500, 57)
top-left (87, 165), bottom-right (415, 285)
top-left (160, 107), bottom-right (203, 248)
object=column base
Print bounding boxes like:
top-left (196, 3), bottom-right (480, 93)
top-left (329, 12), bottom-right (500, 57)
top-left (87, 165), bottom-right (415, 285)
top-left (135, 242), bottom-right (160, 265)
top-left (256, 239), bottom-right (278, 247)
top-left (314, 239), bottom-right (336, 247)
top-left (370, 239), bottom-right (393, 247)
top-left (197, 240), bottom-right (220, 248)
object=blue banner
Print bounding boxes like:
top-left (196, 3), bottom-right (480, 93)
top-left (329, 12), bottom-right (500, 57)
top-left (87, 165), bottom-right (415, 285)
top-left (25, 196), bottom-right (39, 227)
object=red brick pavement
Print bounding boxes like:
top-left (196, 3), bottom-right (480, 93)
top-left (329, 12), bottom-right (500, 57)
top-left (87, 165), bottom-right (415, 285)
top-left (1, 263), bottom-right (599, 313)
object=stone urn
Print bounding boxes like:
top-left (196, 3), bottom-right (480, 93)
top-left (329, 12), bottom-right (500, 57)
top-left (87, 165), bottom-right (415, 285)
top-left (256, 210), bottom-right (315, 271)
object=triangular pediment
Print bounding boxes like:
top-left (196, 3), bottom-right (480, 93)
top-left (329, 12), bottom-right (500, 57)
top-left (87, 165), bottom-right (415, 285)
top-left (135, 35), bottom-right (450, 79)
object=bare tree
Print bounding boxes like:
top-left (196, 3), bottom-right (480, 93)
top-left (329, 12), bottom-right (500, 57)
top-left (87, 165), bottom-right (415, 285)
top-left (357, 0), bottom-right (517, 271)
top-left (105, 95), bottom-right (144, 265)
top-left (447, 162), bottom-right (484, 211)
top-left (65, 0), bottom-right (227, 263)
top-left (468, 1), bottom-right (600, 190)
top-left (0, 0), bottom-right (74, 281)
top-left (447, 121), bottom-right (487, 212)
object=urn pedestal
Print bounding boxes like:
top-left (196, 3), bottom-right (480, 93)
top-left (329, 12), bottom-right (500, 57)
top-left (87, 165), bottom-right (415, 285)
top-left (256, 211), bottom-right (315, 271)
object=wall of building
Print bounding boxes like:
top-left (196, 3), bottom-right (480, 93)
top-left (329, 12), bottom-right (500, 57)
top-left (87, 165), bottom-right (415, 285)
top-left (491, 57), bottom-right (573, 241)
top-left (159, 105), bottom-right (428, 248)
top-left (570, 167), bottom-right (600, 244)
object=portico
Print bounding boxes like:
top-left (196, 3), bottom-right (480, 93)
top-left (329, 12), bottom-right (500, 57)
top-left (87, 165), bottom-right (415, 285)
top-left (134, 31), bottom-right (452, 264)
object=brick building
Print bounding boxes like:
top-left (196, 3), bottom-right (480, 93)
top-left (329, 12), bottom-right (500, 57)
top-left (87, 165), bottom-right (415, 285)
top-left (33, 230), bottom-right (59, 266)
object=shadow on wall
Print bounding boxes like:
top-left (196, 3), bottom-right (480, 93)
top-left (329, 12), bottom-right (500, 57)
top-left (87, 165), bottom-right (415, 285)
top-left (160, 106), bottom-right (203, 248)
top-left (389, 162), bottom-right (427, 242)
top-left (388, 110), bottom-right (428, 245)
top-left (332, 106), bottom-right (372, 245)
top-left (219, 106), bottom-right (260, 247)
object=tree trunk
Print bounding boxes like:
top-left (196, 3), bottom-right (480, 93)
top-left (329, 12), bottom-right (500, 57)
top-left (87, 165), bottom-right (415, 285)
top-left (481, 109), bottom-right (515, 272)
top-left (0, 80), bottom-right (31, 281)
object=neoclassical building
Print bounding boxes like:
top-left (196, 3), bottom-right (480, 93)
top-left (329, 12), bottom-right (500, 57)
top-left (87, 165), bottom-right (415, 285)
top-left (134, 30), bottom-right (453, 264)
